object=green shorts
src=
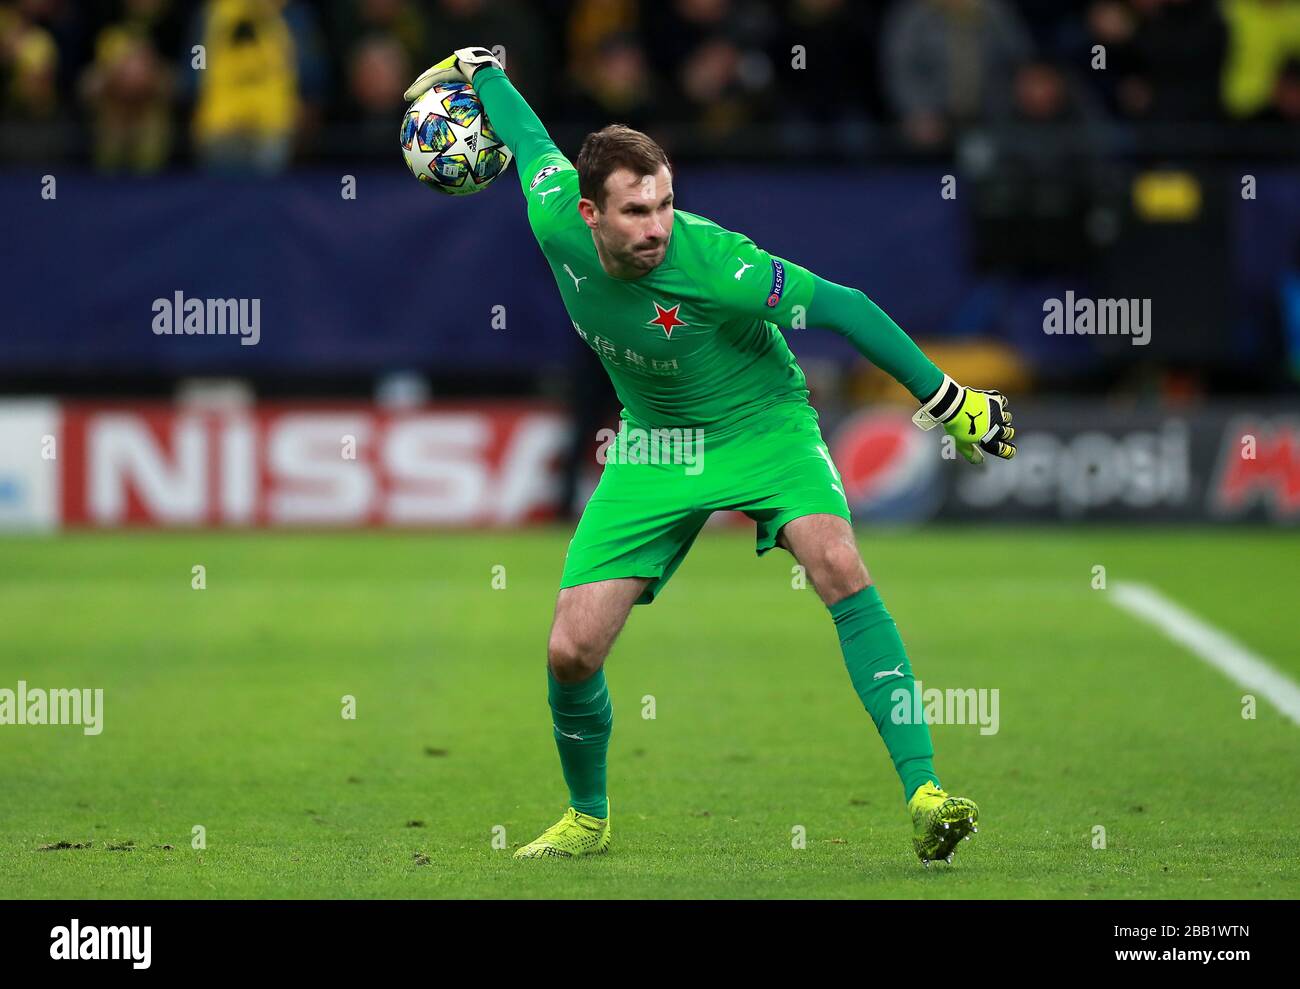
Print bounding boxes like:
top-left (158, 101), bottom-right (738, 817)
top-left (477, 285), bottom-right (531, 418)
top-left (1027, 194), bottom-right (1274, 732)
top-left (560, 402), bottom-right (852, 605)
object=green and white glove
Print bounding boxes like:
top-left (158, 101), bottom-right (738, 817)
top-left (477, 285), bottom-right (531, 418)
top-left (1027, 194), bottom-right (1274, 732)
top-left (403, 47), bottom-right (502, 102)
top-left (913, 373), bottom-right (1017, 464)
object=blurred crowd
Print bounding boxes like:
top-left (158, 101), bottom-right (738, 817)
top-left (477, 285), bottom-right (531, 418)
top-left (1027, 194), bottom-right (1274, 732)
top-left (2, 0), bottom-right (1300, 173)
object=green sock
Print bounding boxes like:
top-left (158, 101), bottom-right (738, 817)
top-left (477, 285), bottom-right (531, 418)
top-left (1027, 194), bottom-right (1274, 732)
top-left (829, 585), bottom-right (939, 802)
top-left (547, 666), bottom-right (612, 818)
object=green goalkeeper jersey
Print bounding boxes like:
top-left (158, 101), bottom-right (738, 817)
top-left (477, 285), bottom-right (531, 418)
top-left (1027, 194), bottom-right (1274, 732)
top-left (471, 66), bottom-right (944, 432)
top-left (521, 158), bottom-right (817, 433)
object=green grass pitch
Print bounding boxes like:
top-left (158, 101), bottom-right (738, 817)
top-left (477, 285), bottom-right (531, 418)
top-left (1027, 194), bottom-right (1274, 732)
top-left (1, 526), bottom-right (1297, 899)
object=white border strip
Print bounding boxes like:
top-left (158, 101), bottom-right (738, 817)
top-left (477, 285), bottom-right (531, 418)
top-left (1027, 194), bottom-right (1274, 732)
top-left (1111, 581), bottom-right (1300, 725)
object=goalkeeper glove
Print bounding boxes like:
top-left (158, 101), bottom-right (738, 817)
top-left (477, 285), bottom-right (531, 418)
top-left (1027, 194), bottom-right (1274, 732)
top-left (912, 373), bottom-right (1016, 464)
top-left (403, 47), bottom-right (502, 102)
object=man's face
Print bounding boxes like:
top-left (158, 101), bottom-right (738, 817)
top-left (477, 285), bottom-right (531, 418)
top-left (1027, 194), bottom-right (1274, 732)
top-left (582, 164), bottom-right (674, 275)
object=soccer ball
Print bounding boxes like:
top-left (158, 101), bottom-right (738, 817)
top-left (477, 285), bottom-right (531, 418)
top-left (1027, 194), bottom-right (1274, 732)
top-left (400, 82), bottom-right (512, 195)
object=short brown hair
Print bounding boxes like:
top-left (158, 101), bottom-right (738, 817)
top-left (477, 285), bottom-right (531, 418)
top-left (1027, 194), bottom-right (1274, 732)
top-left (576, 124), bottom-right (671, 209)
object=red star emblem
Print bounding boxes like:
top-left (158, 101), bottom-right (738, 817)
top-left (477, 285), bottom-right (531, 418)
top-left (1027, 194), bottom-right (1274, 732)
top-left (648, 301), bottom-right (687, 339)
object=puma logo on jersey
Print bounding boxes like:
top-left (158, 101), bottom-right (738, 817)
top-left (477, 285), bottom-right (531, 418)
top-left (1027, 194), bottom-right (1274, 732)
top-left (873, 663), bottom-right (905, 680)
top-left (537, 186), bottom-right (561, 202)
top-left (564, 264), bottom-right (587, 292)
top-left (734, 258), bottom-right (754, 280)
top-left (814, 442), bottom-right (845, 497)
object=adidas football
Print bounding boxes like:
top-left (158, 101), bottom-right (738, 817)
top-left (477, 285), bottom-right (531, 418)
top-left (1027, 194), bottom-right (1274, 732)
top-left (400, 82), bottom-right (512, 195)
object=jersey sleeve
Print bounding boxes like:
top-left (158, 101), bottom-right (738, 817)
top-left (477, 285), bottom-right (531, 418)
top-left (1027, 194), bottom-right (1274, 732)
top-left (471, 64), bottom-right (578, 244)
top-left (804, 274), bottom-right (944, 401)
top-left (471, 65), bottom-right (556, 184)
top-left (519, 153), bottom-right (580, 245)
top-left (700, 229), bottom-right (816, 331)
top-left (701, 227), bottom-right (943, 401)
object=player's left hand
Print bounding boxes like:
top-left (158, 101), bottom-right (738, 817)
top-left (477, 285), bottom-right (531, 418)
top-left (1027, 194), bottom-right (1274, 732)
top-left (403, 47), bottom-right (502, 102)
top-left (912, 373), bottom-right (1016, 464)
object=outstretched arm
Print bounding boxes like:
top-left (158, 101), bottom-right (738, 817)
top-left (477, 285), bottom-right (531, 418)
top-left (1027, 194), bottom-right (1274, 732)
top-left (714, 236), bottom-right (1016, 463)
top-left (470, 65), bottom-right (564, 186)
top-left (804, 273), bottom-right (943, 402)
top-left (805, 273), bottom-right (1017, 463)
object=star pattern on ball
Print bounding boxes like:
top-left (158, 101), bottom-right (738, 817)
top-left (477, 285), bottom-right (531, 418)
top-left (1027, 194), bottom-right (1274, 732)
top-left (442, 109), bottom-right (502, 163)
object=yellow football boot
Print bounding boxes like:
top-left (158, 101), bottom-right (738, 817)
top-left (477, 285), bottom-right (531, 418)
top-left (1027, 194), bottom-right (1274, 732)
top-left (513, 803), bottom-right (611, 860)
top-left (909, 781), bottom-right (978, 866)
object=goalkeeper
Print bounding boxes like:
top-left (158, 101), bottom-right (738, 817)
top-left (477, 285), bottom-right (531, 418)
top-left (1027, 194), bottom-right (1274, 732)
top-left (406, 49), bottom-right (1016, 866)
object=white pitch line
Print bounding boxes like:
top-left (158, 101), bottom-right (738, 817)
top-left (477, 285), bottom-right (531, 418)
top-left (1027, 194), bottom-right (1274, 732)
top-left (1110, 581), bottom-right (1300, 725)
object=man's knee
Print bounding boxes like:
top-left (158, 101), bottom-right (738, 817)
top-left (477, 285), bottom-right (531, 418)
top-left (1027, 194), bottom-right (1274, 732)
top-left (812, 539), bottom-right (870, 602)
top-left (547, 626), bottom-right (607, 682)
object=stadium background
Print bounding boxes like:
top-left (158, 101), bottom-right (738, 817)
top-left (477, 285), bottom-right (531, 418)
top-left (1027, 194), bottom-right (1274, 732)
top-left (1, 0), bottom-right (1298, 529)
top-left (1, 0), bottom-right (1298, 901)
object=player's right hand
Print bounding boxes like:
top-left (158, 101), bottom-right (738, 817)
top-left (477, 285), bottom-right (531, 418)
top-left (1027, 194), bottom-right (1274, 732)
top-left (403, 47), bottom-right (502, 102)
top-left (912, 373), bottom-right (1016, 464)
